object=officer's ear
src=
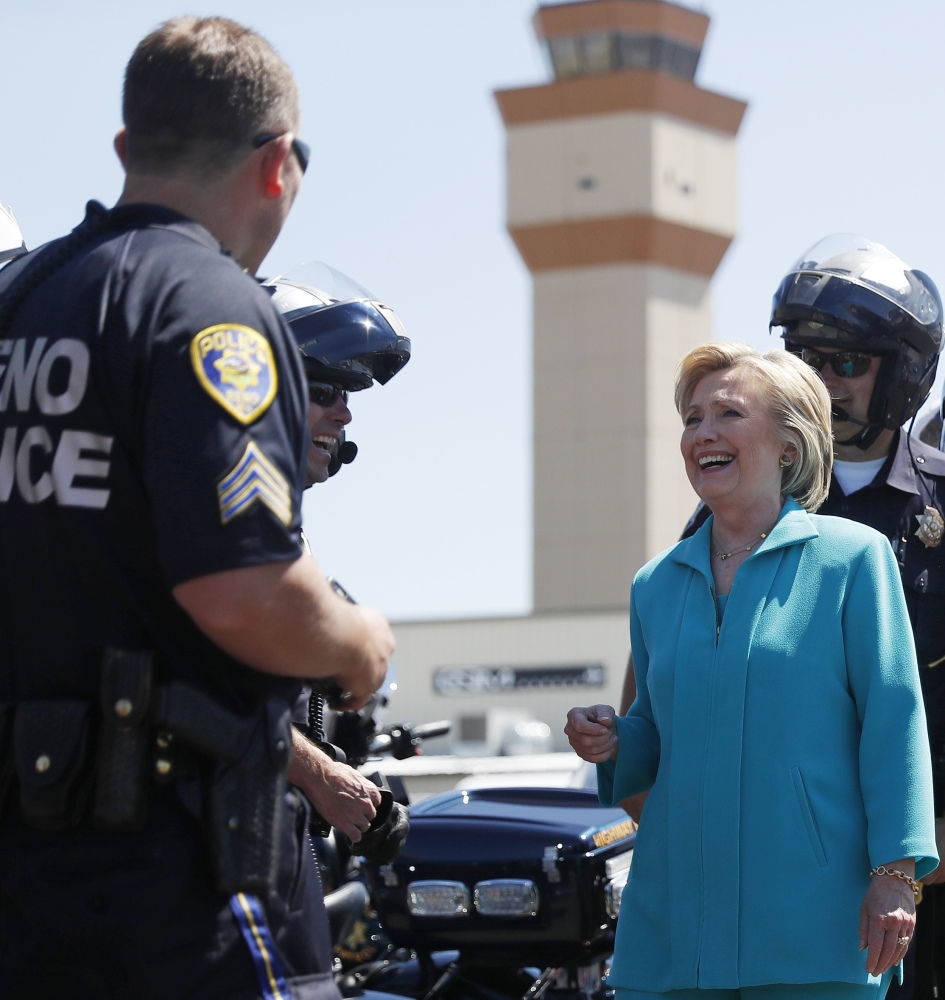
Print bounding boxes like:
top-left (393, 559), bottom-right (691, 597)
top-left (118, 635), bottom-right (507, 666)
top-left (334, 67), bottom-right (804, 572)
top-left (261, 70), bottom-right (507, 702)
top-left (114, 129), bottom-right (128, 168)
top-left (257, 134), bottom-right (294, 200)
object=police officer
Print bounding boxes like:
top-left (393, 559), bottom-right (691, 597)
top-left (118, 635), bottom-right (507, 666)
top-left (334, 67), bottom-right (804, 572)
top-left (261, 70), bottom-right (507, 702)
top-left (264, 265), bottom-right (411, 847)
top-left (619, 234), bottom-right (945, 998)
top-left (772, 235), bottom-right (945, 1000)
top-left (0, 17), bottom-right (393, 1000)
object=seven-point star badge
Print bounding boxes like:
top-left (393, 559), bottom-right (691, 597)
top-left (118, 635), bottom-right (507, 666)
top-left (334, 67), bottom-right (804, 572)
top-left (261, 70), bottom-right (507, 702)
top-left (915, 505), bottom-right (944, 548)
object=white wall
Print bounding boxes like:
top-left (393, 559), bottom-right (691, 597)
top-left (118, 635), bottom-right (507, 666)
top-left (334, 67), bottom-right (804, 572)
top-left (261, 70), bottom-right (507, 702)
top-left (386, 609), bottom-right (631, 753)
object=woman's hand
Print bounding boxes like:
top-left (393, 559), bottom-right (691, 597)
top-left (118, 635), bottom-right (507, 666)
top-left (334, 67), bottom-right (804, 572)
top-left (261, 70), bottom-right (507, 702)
top-left (565, 705), bottom-right (618, 763)
top-left (858, 861), bottom-right (917, 976)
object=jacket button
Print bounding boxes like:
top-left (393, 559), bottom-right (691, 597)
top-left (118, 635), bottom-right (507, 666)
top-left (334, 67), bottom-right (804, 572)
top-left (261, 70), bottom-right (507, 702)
top-left (35, 755), bottom-right (51, 773)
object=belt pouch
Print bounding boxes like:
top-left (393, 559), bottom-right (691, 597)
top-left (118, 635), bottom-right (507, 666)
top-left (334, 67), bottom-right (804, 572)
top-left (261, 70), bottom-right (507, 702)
top-left (14, 700), bottom-right (92, 829)
top-left (93, 647), bottom-right (153, 830)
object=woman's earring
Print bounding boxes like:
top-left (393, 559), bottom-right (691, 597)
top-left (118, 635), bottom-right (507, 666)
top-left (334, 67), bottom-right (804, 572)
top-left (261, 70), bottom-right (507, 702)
top-left (779, 455), bottom-right (793, 468)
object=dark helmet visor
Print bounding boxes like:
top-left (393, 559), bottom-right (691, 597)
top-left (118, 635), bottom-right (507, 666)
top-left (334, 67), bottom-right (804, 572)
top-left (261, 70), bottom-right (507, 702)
top-left (289, 299), bottom-right (410, 389)
top-left (771, 233), bottom-right (943, 356)
top-left (261, 263), bottom-right (411, 391)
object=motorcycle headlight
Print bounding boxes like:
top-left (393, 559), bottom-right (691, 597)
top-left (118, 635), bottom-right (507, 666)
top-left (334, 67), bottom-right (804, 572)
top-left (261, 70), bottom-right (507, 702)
top-left (407, 880), bottom-right (470, 917)
top-left (605, 849), bottom-right (633, 880)
top-left (473, 879), bottom-right (539, 917)
top-left (605, 878), bottom-right (625, 919)
top-left (604, 849), bottom-right (633, 920)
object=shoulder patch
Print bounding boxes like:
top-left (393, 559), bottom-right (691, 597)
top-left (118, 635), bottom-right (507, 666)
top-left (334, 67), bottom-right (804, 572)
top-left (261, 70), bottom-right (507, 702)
top-left (190, 324), bottom-right (278, 424)
top-left (218, 440), bottom-right (293, 526)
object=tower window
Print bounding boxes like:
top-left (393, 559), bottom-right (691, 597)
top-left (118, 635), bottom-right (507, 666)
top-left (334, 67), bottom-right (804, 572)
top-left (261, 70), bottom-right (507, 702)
top-left (546, 30), bottom-right (701, 83)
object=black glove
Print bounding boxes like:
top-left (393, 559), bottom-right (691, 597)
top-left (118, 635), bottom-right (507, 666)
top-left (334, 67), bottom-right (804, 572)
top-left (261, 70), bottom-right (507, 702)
top-left (348, 800), bottom-right (409, 865)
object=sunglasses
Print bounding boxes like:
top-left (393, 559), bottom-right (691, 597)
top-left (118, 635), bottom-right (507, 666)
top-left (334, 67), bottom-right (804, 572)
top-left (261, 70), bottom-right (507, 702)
top-left (252, 131), bottom-right (310, 174)
top-left (307, 382), bottom-right (348, 407)
top-left (800, 348), bottom-right (878, 379)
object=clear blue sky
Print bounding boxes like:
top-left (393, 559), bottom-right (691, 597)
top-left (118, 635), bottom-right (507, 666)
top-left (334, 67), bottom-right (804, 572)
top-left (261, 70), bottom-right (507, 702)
top-left (5, 1), bottom-right (944, 620)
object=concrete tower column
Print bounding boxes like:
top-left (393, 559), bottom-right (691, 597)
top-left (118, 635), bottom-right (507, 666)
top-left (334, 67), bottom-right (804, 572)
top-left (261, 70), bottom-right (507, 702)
top-left (495, 0), bottom-right (747, 613)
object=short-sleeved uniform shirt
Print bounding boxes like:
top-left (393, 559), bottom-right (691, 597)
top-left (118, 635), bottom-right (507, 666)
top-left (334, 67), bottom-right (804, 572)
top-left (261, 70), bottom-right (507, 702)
top-left (0, 201), bottom-right (308, 710)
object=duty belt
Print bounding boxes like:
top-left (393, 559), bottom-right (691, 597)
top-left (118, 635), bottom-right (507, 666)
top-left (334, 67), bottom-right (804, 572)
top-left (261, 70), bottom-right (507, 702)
top-left (0, 647), bottom-right (293, 896)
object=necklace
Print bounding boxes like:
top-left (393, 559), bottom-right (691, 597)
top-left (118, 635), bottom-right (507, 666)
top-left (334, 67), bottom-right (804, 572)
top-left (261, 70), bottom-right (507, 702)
top-left (713, 531), bottom-right (768, 561)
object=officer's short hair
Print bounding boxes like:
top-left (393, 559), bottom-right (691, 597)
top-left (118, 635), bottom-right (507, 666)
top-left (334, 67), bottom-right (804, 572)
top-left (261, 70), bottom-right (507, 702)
top-left (675, 341), bottom-right (833, 512)
top-left (122, 16), bottom-right (299, 177)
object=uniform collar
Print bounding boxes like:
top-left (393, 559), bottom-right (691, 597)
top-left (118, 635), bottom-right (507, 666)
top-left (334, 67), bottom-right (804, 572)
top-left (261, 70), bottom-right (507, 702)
top-left (670, 496), bottom-right (818, 578)
top-left (90, 200), bottom-right (225, 256)
top-left (824, 430), bottom-right (919, 499)
top-left (882, 429), bottom-right (922, 495)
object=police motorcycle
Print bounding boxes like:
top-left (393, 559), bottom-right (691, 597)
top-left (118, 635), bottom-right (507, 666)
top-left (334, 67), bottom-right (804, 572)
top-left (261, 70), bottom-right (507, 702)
top-left (320, 746), bottom-right (635, 1000)
top-left (305, 662), bottom-right (635, 1000)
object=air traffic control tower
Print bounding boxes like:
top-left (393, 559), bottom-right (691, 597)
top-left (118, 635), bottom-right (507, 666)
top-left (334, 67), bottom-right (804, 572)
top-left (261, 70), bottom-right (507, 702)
top-left (495, 0), bottom-right (747, 613)
top-left (385, 1), bottom-right (748, 760)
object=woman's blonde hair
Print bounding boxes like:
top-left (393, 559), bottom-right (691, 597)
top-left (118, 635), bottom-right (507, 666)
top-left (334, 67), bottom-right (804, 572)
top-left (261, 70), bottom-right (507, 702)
top-left (674, 341), bottom-right (833, 512)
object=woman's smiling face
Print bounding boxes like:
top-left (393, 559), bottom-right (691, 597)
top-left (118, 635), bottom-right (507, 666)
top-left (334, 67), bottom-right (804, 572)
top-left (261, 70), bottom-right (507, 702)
top-left (680, 366), bottom-right (795, 513)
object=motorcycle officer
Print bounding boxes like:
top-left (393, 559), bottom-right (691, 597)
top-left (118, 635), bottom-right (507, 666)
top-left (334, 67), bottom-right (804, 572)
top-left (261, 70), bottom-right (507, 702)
top-left (772, 236), bottom-right (945, 1000)
top-left (266, 266), bottom-right (412, 857)
top-left (618, 234), bottom-right (945, 998)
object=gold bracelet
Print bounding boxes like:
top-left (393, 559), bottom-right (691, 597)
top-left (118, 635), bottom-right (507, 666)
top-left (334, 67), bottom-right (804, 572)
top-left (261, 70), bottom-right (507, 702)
top-left (869, 865), bottom-right (920, 896)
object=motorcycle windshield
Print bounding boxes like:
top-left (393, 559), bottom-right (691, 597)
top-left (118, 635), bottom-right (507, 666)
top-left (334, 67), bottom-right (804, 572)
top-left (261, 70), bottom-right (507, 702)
top-left (0, 203), bottom-right (27, 264)
top-left (785, 233), bottom-right (940, 327)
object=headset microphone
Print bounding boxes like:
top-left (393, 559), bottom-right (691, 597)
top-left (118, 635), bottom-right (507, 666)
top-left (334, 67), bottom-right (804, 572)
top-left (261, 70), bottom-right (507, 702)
top-left (328, 435), bottom-right (358, 477)
top-left (830, 404), bottom-right (875, 428)
top-left (830, 405), bottom-right (884, 448)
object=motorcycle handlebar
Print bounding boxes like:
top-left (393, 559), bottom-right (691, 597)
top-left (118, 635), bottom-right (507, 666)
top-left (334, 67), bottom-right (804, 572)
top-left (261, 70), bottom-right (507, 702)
top-left (412, 720), bottom-right (451, 740)
top-left (369, 720), bottom-right (451, 758)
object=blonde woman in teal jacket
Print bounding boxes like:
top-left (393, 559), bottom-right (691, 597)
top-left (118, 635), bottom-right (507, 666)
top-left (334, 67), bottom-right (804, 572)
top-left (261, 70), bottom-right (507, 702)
top-left (566, 343), bottom-right (938, 1000)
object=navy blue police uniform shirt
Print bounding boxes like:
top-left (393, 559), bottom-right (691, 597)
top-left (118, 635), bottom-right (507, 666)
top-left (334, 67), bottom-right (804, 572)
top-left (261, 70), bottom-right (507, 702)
top-left (680, 430), bottom-right (945, 755)
top-left (0, 202), bottom-right (308, 711)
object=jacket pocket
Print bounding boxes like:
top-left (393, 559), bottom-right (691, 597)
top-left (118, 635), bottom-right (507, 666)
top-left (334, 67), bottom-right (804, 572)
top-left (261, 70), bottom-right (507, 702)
top-left (791, 766), bottom-right (828, 868)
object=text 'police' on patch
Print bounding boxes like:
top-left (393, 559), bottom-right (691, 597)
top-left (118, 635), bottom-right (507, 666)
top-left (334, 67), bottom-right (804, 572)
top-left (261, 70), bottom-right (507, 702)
top-left (190, 324), bottom-right (277, 424)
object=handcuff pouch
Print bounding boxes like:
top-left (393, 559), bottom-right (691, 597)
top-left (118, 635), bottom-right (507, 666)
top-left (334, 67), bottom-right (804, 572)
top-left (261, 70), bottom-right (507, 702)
top-left (14, 700), bottom-right (92, 829)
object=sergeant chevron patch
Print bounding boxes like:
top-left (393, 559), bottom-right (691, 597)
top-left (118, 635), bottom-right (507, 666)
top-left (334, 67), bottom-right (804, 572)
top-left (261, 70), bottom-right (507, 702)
top-left (218, 441), bottom-right (292, 526)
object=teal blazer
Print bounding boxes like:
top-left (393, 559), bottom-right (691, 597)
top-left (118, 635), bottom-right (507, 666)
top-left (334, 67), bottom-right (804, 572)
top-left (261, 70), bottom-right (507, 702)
top-left (599, 498), bottom-right (937, 992)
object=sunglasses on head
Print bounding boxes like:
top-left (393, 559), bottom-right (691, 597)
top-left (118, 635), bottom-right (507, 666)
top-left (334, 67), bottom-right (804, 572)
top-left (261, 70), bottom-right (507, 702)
top-left (252, 131), bottom-right (310, 174)
top-left (800, 348), bottom-right (878, 379)
top-left (307, 382), bottom-right (348, 407)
